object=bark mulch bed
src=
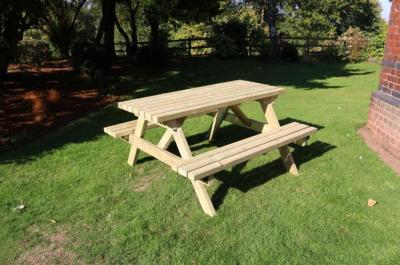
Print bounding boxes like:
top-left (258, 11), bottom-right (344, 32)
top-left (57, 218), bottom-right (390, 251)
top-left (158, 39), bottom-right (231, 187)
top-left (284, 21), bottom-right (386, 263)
top-left (0, 60), bottom-right (118, 148)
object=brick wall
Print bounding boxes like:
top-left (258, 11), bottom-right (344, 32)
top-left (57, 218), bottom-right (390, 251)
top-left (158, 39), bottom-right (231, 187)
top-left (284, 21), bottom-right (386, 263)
top-left (367, 0), bottom-right (400, 158)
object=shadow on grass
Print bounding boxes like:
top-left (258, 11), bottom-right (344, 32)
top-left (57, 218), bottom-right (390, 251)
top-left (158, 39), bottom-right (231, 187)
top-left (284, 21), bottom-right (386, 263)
top-left (106, 58), bottom-right (374, 97)
top-left (1, 58), bottom-right (362, 164)
top-left (211, 141), bottom-right (336, 210)
top-left (135, 118), bottom-right (334, 211)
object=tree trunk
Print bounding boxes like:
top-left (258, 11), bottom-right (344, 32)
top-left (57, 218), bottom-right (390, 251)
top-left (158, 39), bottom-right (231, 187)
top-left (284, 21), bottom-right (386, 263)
top-left (1, 4), bottom-right (24, 78)
top-left (149, 18), bottom-right (160, 46)
top-left (100, 0), bottom-right (116, 56)
top-left (264, 0), bottom-right (280, 56)
top-left (95, 17), bottom-right (105, 44)
top-left (130, 20), bottom-right (138, 53)
top-left (115, 15), bottom-right (132, 55)
top-left (127, 2), bottom-right (139, 54)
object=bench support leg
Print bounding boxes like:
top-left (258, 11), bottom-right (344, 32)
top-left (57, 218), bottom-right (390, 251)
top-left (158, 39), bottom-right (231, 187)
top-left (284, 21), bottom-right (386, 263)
top-left (128, 118), bottom-right (148, 166)
top-left (166, 119), bottom-right (193, 159)
top-left (157, 129), bottom-right (175, 150)
top-left (259, 98), bottom-right (299, 176)
top-left (207, 108), bottom-right (228, 141)
top-left (230, 105), bottom-right (251, 126)
top-left (278, 146), bottom-right (299, 176)
top-left (191, 180), bottom-right (216, 217)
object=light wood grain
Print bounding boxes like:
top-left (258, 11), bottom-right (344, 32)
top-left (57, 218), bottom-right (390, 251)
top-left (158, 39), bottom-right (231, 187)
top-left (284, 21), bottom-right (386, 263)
top-left (191, 180), bottom-right (216, 217)
top-left (130, 135), bottom-right (182, 167)
top-left (104, 120), bottom-right (157, 138)
top-left (127, 118), bottom-right (147, 166)
top-left (175, 125), bottom-right (316, 180)
top-left (118, 80), bottom-right (285, 123)
top-left (207, 108), bottom-right (228, 141)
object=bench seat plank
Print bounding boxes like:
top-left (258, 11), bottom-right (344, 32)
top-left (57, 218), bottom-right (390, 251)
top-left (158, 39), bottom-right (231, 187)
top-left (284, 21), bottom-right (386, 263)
top-left (173, 122), bottom-right (317, 180)
top-left (104, 120), bottom-right (157, 138)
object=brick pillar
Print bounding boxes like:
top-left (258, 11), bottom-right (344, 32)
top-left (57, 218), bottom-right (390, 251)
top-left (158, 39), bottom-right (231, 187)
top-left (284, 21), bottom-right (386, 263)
top-left (367, 0), bottom-right (400, 158)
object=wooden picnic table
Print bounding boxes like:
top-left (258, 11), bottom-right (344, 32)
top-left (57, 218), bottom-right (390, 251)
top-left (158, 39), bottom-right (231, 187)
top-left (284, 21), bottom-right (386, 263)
top-left (105, 80), bottom-right (317, 216)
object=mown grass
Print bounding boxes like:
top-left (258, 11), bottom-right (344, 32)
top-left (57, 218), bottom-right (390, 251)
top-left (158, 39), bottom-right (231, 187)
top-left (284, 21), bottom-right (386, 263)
top-left (1, 58), bottom-right (399, 264)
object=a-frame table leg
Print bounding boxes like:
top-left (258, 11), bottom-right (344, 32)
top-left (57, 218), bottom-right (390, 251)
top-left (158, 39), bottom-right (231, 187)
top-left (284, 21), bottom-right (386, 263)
top-left (167, 119), bottom-right (216, 216)
top-left (191, 180), bottom-right (216, 217)
top-left (259, 98), bottom-right (299, 176)
top-left (127, 118), bottom-right (148, 166)
top-left (157, 129), bottom-right (175, 150)
top-left (207, 107), bottom-right (228, 141)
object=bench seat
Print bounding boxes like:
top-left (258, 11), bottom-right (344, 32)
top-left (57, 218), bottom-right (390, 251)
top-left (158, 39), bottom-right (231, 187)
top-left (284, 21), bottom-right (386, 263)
top-left (104, 120), bottom-right (157, 140)
top-left (172, 122), bottom-right (317, 181)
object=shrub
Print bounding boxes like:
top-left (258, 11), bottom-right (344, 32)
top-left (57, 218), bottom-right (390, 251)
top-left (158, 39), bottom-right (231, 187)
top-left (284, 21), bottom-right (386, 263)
top-left (281, 43), bottom-right (299, 62)
top-left (367, 23), bottom-right (387, 62)
top-left (209, 19), bottom-right (248, 58)
top-left (136, 44), bottom-right (169, 67)
top-left (71, 41), bottom-right (112, 77)
top-left (16, 39), bottom-right (50, 71)
top-left (248, 27), bottom-right (275, 59)
top-left (208, 34), bottom-right (238, 59)
top-left (319, 46), bottom-right (341, 61)
top-left (338, 27), bottom-right (369, 63)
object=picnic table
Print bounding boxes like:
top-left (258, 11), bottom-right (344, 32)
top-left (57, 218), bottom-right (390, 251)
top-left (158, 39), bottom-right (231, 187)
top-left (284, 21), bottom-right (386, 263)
top-left (105, 80), bottom-right (317, 216)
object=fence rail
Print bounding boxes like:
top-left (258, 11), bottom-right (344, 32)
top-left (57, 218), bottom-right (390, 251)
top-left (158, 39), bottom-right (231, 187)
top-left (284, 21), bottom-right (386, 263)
top-left (115, 36), bottom-right (339, 57)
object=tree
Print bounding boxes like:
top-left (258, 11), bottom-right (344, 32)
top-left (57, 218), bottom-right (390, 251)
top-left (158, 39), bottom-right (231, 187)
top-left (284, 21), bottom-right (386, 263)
top-left (246, 0), bottom-right (286, 55)
top-left (96, 0), bottom-right (117, 56)
top-left (141, 0), bottom-right (220, 46)
top-left (40, 0), bottom-right (88, 57)
top-left (115, 0), bottom-right (140, 55)
top-left (0, 0), bottom-right (41, 78)
top-left (281, 0), bottom-right (382, 37)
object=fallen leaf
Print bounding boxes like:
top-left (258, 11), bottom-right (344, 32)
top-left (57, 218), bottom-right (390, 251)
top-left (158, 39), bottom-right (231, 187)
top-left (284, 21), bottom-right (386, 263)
top-left (368, 199), bottom-right (377, 207)
top-left (15, 204), bottom-right (25, 210)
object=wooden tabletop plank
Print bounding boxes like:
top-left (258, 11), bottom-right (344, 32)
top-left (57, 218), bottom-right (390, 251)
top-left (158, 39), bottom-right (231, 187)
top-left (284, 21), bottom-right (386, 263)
top-left (147, 84), bottom-right (275, 114)
top-left (124, 81), bottom-right (261, 115)
top-left (153, 88), bottom-right (283, 122)
top-left (118, 80), bottom-right (285, 122)
top-left (136, 82), bottom-right (267, 114)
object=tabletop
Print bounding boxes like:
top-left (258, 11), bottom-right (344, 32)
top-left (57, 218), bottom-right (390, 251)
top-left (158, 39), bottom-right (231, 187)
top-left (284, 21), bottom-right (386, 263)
top-left (118, 80), bottom-right (285, 123)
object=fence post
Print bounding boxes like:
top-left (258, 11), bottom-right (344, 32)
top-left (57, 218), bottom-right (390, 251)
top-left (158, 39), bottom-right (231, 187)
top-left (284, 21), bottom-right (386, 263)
top-left (188, 38), bottom-right (192, 57)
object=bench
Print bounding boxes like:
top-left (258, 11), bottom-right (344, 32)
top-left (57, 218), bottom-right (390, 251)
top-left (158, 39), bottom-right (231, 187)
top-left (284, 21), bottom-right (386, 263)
top-left (104, 120), bottom-right (157, 141)
top-left (126, 122), bottom-right (317, 216)
top-left (172, 122), bottom-right (316, 181)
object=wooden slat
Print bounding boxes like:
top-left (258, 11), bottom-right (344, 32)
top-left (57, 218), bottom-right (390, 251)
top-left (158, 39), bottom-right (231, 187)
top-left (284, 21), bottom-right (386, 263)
top-left (191, 180), bottom-right (216, 217)
top-left (154, 88), bottom-right (284, 123)
top-left (117, 80), bottom-right (285, 123)
top-left (230, 105), bottom-right (251, 126)
top-left (119, 80), bottom-right (260, 111)
top-left (186, 126), bottom-right (317, 180)
top-left (133, 81), bottom-right (258, 110)
top-left (172, 122), bottom-right (302, 172)
top-left (176, 123), bottom-right (306, 175)
top-left (127, 118), bottom-right (148, 166)
top-left (146, 85), bottom-right (280, 118)
top-left (120, 81), bottom-right (249, 115)
top-left (207, 108), bottom-right (228, 141)
top-left (130, 135), bottom-right (182, 167)
top-left (135, 82), bottom-right (270, 117)
top-left (219, 112), bottom-right (265, 132)
top-left (104, 120), bottom-right (158, 138)
top-left (119, 80), bottom-right (243, 107)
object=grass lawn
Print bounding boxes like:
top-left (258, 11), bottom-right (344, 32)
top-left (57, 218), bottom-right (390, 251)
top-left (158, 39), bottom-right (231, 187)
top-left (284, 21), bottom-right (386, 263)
top-left (1, 58), bottom-right (399, 264)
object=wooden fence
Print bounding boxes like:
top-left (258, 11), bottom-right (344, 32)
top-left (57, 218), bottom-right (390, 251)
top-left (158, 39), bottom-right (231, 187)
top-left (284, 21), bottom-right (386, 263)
top-left (115, 36), bottom-right (339, 57)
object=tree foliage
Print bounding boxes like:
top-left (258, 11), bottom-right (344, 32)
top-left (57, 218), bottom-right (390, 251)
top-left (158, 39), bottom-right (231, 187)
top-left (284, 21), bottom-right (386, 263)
top-left (39, 0), bottom-right (88, 56)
